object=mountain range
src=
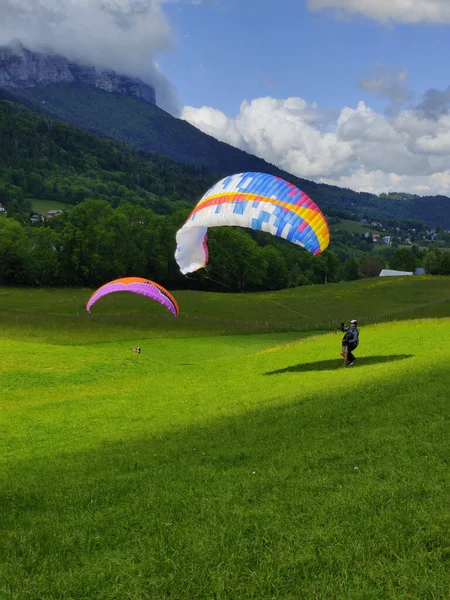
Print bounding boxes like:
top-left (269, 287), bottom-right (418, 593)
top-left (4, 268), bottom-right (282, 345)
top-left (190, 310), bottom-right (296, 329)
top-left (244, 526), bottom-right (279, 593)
top-left (1, 44), bottom-right (449, 228)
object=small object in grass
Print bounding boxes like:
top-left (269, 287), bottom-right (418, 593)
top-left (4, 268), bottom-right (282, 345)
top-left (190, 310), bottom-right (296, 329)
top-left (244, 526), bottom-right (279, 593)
top-left (132, 346), bottom-right (141, 354)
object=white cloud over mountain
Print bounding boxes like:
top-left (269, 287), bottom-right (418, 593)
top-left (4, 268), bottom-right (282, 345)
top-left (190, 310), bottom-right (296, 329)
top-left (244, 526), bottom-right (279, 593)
top-left (0, 0), bottom-right (180, 114)
top-left (182, 95), bottom-right (450, 196)
top-left (308, 0), bottom-right (450, 24)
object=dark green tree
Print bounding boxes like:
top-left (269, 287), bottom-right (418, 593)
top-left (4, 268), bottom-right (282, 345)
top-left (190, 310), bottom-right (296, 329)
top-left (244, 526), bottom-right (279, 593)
top-left (359, 256), bottom-right (383, 278)
top-left (423, 249), bottom-right (442, 275)
top-left (27, 227), bottom-right (61, 285)
top-left (438, 252), bottom-right (450, 275)
top-left (0, 218), bottom-right (29, 284)
top-left (389, 248), bottom-right (417, 271)
top-left (261, 246), bottom-right (288, 290)
top-left (340, 258), bottom-right (359, 281)
top-left (207, 228), bottom-right (268, 292)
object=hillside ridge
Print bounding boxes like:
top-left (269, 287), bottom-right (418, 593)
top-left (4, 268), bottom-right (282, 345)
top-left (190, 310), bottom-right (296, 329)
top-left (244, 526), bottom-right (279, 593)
top-left (0, 45), bottom-right (449, 227)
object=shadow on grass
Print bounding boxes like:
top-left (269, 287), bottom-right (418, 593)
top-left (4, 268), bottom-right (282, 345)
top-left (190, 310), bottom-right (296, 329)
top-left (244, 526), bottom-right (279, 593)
top-left (265, 354), bottom-right (415, 375)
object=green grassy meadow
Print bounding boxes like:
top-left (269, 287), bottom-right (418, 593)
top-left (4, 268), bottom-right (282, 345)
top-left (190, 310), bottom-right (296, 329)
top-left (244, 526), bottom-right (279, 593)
top-left (2, 276), bottom-right (449, 344)
top-left (2, 278), bottom-right (449, 599)
top-left (331, 219), bottom-right (380, 235)
top-left (29, 199), bottom-right (69, 213)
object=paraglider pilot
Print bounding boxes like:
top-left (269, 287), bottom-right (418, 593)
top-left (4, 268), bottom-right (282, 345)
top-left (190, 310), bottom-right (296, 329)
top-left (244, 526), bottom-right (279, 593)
top-left (340, 320), bottom-right (359, 366)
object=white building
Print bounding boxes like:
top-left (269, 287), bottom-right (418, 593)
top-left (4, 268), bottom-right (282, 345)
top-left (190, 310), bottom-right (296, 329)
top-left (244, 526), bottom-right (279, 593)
top-left (379, 269), bottom-right (413, 277)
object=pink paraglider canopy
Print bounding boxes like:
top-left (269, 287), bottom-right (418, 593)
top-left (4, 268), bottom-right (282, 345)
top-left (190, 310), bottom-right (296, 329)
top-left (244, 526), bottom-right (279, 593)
top-left (86, 277), bottom-right (179, 316)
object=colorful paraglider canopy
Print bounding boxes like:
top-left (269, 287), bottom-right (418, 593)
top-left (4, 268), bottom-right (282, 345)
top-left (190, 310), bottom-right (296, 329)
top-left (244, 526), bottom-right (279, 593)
top-left (86, 277), bottom-right (179, 317)
top-left (175, 172), bottom-right (330, 275)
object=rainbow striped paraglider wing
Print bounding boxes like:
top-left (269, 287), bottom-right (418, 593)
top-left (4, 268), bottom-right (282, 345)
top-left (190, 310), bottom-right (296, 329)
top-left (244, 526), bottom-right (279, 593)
top-left (175, 172), bottom-right (330, 275)
top-left (86, 277), bottom-right (179, 316)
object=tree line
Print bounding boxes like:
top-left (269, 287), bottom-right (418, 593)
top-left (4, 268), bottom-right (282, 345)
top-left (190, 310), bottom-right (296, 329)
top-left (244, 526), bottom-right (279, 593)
top-left (0, 200), bottom-right (339, 290)
top-left (1, 200), bottom-right (448, 292)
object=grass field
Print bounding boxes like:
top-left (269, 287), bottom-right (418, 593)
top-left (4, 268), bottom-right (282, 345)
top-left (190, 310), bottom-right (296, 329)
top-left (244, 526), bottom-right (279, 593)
top-left (2, 278), bottom-right (449, 599)
top-left (331, 219), bottom-right (380, 235)
top-left (1, 276), bottom-right (449, 344)
top-left (29, 199), bottom-right (69, 213)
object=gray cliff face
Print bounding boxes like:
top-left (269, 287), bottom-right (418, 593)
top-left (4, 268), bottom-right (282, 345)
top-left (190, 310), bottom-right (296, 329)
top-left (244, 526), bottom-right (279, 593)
top-left (0, 46), bottom-right (156, 105)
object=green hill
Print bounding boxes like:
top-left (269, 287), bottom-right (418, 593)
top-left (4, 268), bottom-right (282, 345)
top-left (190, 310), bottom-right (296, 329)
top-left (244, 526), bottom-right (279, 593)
top-left (3, 98), bottom-right (450, 291)
top-left (2, 277), bottom-right (449, 344)
top-left (3, 85), bottom-right (449, 228)
top-left (0, 97), bottom-right (378, 293)
top-left (2, 282), bottom-right (449, 598)
top-left (0, 97), bottom-right (216, 216)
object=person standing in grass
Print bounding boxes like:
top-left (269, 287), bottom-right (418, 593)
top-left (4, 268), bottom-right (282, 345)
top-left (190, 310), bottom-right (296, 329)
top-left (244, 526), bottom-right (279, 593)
top-left (340, 319), bottom-right (359, 366)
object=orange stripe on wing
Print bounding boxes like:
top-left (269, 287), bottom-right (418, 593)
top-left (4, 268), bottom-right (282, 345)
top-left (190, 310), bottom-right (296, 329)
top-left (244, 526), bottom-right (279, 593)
top-left (87, 277), bottom-right (179, 315)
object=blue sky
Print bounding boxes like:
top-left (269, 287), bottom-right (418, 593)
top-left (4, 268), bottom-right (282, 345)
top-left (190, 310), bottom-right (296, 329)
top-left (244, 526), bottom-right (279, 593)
top-left (155, 0), bottom-right (450, 197)
top-left (159, 0), bottom-right (450, 116)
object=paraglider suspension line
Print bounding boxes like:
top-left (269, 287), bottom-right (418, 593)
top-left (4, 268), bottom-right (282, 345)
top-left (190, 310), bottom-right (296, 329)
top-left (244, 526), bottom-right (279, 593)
top-left (203, 272), bottom-right (233, 289)
top-left (269, 298), bottom-right (303, 316)
top-left (184, 270), bottom-right (232, 290)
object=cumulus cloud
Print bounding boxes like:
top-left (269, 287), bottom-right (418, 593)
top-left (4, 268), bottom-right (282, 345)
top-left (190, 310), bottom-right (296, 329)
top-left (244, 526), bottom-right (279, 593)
top-left (0, 0), bottom-right (180, 114)
top-left (308, 0), bottom-right (450, 24)
top-left (358, 64), bottom-right (412, 114)
top-left (181, 94), bottom-right (450, 196)
top-left (417, 86), bottom-right (450, 119)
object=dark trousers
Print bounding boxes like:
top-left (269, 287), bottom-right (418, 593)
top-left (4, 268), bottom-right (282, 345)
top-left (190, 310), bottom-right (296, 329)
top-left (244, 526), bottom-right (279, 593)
top-left (345, 343), bottom-right (357, 363)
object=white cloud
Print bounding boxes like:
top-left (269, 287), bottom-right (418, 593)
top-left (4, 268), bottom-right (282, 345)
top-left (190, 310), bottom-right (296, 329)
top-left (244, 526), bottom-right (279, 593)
top-left (358, 64), bottom-right (412, 115)
top-left (0, 0), bottom-right (180, 114)
top-left (308, 0), bottom-right (450, 24)
top-left (182, 105), bottom-right (243, 147)
top-left (181, 96), bottom-right (450, 196)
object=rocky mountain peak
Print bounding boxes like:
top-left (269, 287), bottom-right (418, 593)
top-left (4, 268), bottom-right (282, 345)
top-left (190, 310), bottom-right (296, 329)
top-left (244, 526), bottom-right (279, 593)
top-left (0, 45), bottom-right (156, 105)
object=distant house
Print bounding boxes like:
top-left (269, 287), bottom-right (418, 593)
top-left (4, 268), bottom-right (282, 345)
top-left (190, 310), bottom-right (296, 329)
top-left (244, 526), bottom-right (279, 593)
top-left (372, 234), bottom-right (381, 242)
top-left (414, 268), bottom-right (426, 276)
top-left (379, 269), bottom-right (413, 277)
top-left (382, 236), bottom-right (392, 245)
top-left (0, 203), bottom-right (6, 215)
top-left (40, 209), bottom-right (63, 220)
